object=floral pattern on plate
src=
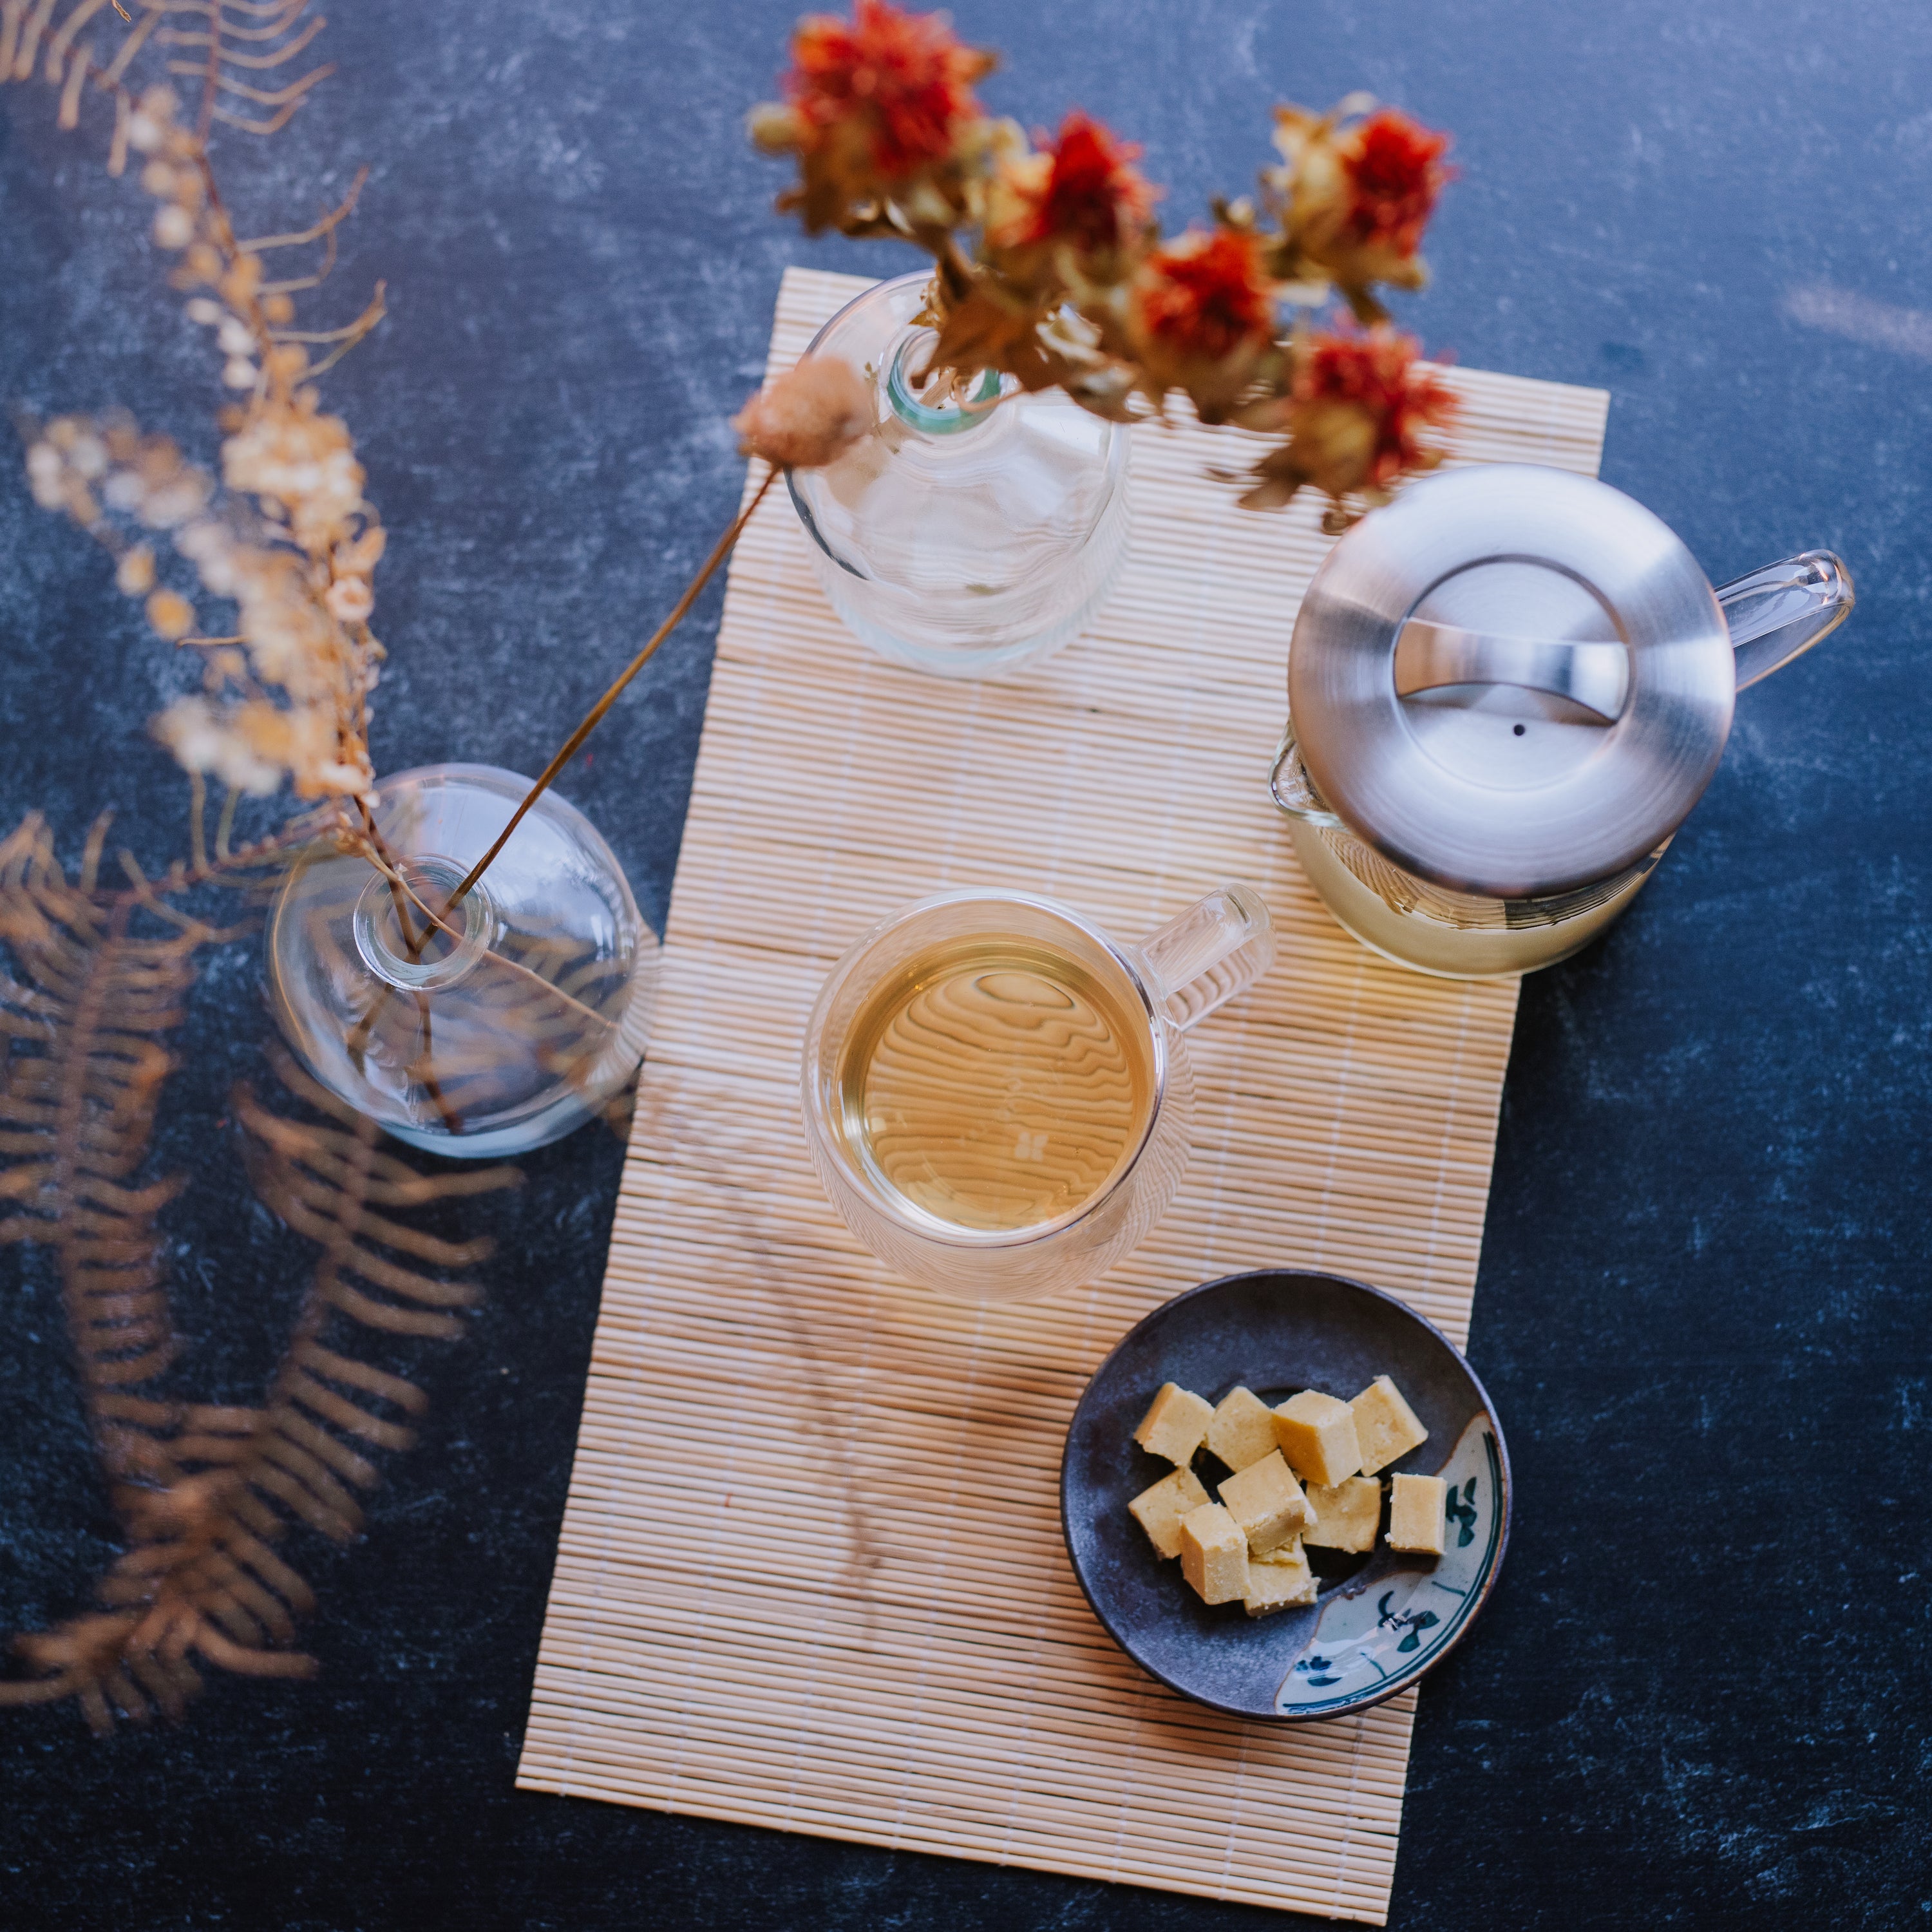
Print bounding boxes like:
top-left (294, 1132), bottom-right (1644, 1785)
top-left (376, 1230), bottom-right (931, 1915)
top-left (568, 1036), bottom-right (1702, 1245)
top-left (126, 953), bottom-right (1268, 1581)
top-left (1278, 1417), bottom-right (1502, 1714)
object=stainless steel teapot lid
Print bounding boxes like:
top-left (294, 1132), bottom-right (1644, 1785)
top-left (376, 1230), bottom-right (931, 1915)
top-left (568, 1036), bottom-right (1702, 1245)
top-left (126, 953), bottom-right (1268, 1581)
top-left (1287, 464), bottom-right (1737, 900)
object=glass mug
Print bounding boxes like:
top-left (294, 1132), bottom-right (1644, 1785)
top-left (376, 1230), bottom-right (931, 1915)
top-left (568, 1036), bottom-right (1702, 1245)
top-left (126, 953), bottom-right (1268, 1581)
top-left (800, 884), bottom-right (1274, 1302)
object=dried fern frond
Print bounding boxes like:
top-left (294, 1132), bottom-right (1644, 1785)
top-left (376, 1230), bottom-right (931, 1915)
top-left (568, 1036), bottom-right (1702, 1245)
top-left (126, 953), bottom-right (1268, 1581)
top-left (156, 0), bottom-right (333, 140)
top-left (3, 2), bottom-right (332, 144)
top-left (238, 1052), bottom-right (518, 1343)
top-left (0, 815), bottom-right (218, 1446)
top-left (0, 1045), bottom-right (516, 1730)
top-left (0, 2), bottom-right (537, 1736)
top-left (0, 808), bottom-right (346, 1488)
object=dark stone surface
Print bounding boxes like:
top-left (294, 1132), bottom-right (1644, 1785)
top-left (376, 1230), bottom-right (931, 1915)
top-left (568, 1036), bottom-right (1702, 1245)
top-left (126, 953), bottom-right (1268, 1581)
top-left (1, 2), bottom-right (1928, 1927)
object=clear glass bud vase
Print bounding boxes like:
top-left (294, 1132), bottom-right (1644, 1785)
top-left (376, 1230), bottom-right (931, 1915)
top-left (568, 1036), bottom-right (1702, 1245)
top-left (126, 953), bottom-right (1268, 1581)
top-left (787, 271), bottom-right (1130, 679)
top-left (266, 763), bottom-right (658, 1157)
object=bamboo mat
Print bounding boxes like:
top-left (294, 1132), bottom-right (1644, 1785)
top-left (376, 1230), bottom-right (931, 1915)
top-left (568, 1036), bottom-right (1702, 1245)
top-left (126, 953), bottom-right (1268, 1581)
top-left (516, 269), bottom-right (1609, 1923)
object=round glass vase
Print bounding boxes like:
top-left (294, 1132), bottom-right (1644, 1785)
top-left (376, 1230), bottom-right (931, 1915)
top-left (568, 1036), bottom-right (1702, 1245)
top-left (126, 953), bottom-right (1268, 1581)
top-left (787, 270), bottom-right (1130, 680)
top-left (265, 762), bottom-right (658, 1157)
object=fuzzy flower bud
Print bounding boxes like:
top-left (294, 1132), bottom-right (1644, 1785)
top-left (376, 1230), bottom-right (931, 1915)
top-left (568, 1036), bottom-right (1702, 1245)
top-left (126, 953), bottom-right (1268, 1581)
top-left (1129, 227), bottom-right (1280, 420)
top-left (731, 354), bottom-right (871, 469)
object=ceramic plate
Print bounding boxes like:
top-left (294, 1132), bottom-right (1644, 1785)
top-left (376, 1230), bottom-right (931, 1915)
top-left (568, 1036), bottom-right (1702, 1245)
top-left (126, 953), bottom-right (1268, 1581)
top-left (1061, 1269), bottom-right (1511, 1722)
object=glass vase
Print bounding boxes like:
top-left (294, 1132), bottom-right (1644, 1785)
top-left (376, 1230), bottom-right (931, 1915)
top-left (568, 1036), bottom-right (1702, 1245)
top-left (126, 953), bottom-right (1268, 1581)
top-left (266, 762), bottom-right (658, 1157)
top-left (786, 271), bottom-right (1130, 680)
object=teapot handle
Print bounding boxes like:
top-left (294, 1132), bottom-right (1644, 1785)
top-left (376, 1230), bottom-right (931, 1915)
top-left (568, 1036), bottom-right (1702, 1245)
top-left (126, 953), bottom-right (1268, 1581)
top-left (1716, 551), bottom-right (1855, 691)
top-left (1268, 724), bottom-right (1345, 828)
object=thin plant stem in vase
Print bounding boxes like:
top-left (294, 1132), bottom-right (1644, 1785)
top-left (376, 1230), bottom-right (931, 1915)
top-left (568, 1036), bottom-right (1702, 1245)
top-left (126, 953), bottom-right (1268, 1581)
top-left (279, 363), bottom-right (873, 1157)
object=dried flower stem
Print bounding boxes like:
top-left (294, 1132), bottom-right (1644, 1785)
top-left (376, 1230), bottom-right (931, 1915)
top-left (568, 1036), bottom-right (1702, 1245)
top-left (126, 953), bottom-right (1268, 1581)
top-left (214, 785), bottom-right (238, 862)
top-left (350, 849), bottom-right (613, 1031)
top-left (427, 464), bottom-right (781, 936)
top-left (340, 798), bottom-right (462, 1135)
top-left (330, 460), bottom-right (782, 1110)
top-left (355, 795), bottom-right (423, 955)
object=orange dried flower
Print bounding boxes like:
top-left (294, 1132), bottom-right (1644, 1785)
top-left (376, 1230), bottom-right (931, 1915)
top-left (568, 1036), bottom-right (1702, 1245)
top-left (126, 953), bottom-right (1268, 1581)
top-left (1128, 227), bottom-right (1280, 418)
top-left (1287, 323), bottom-right (1458, 498)
top-left (1006, 111), bottom-right (1155, 256)
top-left (1340, 109), bottom-right (1452, 260)
top-left (732, 354), bottom-right (872, 468)
top-left (1268, 97), bottom-right (1455, 314)
top-left (1137, 229), bottom-right (1275, 364)
top-left (786, 0), bottom-right (990, 182)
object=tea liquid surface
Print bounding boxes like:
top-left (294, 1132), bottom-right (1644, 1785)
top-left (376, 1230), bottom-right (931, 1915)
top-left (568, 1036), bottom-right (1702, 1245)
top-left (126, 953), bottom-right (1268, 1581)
top-left (837, 938), bottom-right (1154, 1233)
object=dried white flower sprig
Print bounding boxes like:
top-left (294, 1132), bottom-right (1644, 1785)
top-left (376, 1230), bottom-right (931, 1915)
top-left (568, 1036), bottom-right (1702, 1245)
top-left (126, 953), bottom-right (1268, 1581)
top-left (19, 75), bottom-right (386, 820)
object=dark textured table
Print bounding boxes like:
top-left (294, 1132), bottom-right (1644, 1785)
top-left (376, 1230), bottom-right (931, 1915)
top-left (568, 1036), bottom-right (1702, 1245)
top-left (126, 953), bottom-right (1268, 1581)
top-left (3, 3), bottom-right (1928, 1926)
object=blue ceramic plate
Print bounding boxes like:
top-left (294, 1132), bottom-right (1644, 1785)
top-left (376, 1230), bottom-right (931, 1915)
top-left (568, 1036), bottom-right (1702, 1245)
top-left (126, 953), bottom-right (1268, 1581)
top-left (1061, 1269), bottom-right (1511, 1722)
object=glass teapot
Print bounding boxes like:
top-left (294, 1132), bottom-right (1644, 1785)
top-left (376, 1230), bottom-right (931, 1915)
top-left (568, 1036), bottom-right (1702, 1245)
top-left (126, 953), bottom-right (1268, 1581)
top-left (1269, 464), bottom-right (1854, 978)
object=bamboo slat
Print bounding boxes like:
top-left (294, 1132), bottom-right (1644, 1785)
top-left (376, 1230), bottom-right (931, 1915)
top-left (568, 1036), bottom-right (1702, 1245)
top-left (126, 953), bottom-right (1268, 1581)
top-left (516, 268), bottom-right (1610, 1923)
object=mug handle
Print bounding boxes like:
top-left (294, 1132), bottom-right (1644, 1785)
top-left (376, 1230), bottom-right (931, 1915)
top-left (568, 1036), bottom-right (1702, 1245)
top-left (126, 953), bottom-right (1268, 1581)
top-left (1133, 884), bottom-right (1276, 1032)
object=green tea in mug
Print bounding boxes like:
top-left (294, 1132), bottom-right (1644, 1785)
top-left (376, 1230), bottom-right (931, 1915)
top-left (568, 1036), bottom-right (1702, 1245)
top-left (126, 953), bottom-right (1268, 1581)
top-left (831, 934), bottom-right (1157, 1234)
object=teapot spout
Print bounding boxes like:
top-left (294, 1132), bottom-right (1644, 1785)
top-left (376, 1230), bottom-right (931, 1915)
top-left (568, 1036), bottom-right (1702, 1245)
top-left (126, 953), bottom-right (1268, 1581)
top-left (1716, 551), bottom-right (1854, 690)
